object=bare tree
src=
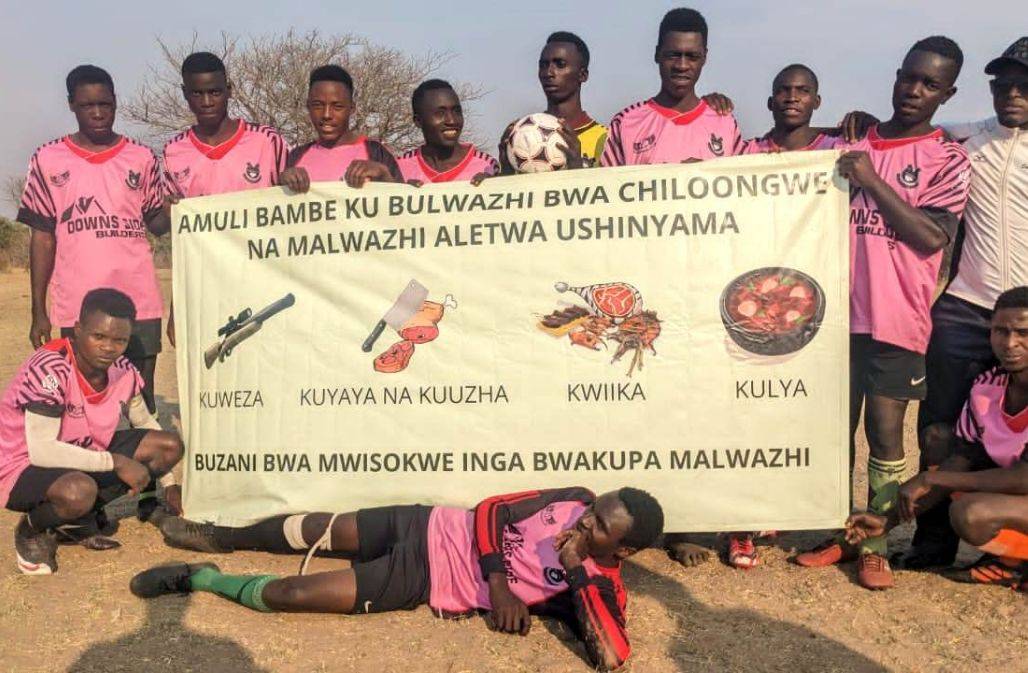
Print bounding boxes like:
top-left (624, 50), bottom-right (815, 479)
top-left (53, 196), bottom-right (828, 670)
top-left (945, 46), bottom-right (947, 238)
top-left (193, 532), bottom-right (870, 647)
top-left (5, 176), bottom-right (25, 212)
top-left (123, 29), bottom-right (485, 151)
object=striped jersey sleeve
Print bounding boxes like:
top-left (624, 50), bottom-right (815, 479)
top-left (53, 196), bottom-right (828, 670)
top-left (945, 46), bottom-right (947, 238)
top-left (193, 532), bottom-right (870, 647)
top-left (17, 142), bottom-right (60, 232)
top-left (600, 104), bottom-right (639, 167)
top-left (14, 349), bottom-right (72, 416)
top-left (252, 123), bottom-right (288, 183)
top-left (567, 565), bottom-right (631, 671)
top-left (919, 140), bottom-right (971, 217)
top-left (954, 399), bottom-right (981, 444)
top-left (138, 143), bottom-right (165, 221)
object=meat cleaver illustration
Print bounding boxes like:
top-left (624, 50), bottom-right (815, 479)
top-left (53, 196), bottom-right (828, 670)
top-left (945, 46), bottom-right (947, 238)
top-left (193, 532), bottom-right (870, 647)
top-left (362, 279), bottom-right (429, 352)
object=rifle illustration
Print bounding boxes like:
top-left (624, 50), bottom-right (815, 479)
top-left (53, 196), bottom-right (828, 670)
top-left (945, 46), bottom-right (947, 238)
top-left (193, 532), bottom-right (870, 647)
top-left (204, 293), bottom-right (296, 369)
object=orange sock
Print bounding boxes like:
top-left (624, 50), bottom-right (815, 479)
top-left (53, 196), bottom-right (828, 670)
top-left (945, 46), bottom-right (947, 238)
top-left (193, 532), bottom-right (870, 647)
top-left (978, 529), bottom-right (1028, 561)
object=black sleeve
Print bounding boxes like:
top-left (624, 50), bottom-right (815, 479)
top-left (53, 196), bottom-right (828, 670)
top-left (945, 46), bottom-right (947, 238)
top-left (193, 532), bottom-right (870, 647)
top-left (367, 140), bottom-right (404, 182)
top-left (921, 206), bottom-right (960, 245)
top-left (285, 143), bottom-right (313, 170)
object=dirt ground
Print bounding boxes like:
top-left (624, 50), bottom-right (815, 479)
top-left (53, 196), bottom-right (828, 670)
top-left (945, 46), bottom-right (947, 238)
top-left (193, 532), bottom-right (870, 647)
top-left (0, 268), bottom-right (1023, 673)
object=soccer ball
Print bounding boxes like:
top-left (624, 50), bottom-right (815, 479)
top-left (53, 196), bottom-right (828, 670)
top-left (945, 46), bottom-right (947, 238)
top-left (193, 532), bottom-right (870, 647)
top-left (504, 113), bottom-right (568, 173)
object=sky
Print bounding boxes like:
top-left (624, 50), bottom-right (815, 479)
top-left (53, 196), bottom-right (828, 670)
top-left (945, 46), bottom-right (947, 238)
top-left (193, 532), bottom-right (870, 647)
top-left (0, 0), bottom-right (1021, 216)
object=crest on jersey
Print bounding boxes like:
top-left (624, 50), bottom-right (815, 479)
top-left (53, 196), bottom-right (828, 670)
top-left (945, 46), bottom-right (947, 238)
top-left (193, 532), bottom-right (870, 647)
top-left (708, 133), bottom-right (724, 156)
top-left (897, 164), bottom-right (920, 188)
top-left (543, 567), bottom-right (567, 586)
top-left (65, 402), bottom-right (85, 419)
top-left (125, 170), bottom-right (141, 191)
top-left (243, 162), bottom-right (262, 184)
top-left (539, 504), bottom-right (557, 526)
top-left (632, 134), bottom-right (656, 153)
top-left (49, 170), bottom-right (71, 187)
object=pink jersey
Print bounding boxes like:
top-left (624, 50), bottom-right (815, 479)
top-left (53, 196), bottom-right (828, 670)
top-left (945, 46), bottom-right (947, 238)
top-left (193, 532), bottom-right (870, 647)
top-left (428, 500), bottom-right (595, 612)
top-left (163, 120), bottom-right (286, 197)
top-left (844, 126), bottom-right (971, 353)
top-left (0, 339), bottom-right (142, 507)
top-left (601, 99), bottom-right (743, 167)
top-left (286, 137), bottom-right (403, 183)
top-left (741, 132), bottom-right (840, 154)
top-left (397, 145), bottom-right (498, 183)
top-left (955, 367), bottom-right (1028, 468)
top-left (17, 136), bottom-right (164, 327)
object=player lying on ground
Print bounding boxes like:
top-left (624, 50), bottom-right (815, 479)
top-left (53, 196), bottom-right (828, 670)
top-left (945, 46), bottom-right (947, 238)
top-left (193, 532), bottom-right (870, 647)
top-left (278, 64), bottom-right (403, 193)
top-left (845, 286), bottom-right (1028, 592)
top-left (135, 487), bottom-right (663, 671)
top-left (0, 289), bottom-right (183, 574)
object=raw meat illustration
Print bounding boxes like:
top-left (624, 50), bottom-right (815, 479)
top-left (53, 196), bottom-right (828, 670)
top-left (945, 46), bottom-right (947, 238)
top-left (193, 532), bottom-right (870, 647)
top-left (373, 294), bottom-right (457, 373)
top-left (554, 281), bottom-right (642, 324)
top-left (539, 281), bottom-right (660, 377)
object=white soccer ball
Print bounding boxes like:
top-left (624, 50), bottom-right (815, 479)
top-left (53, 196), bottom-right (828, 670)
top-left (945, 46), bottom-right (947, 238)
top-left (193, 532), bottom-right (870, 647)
top-left (504, 113), bottom-right (568, 173)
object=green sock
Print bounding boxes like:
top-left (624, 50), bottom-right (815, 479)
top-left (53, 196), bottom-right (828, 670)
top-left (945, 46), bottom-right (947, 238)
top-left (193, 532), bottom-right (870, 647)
top-left (189, 566), bottom-right (278, 612)
top-left (862, 457), bottom-right (906, 556)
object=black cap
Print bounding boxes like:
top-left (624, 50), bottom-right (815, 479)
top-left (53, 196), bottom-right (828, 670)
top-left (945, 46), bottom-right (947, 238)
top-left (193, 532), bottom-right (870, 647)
top-left (985, 37), bottom-right (1028, 75)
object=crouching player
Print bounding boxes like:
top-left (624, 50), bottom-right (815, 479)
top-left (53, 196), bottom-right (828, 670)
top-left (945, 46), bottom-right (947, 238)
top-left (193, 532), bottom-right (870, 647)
top-left (134, 487), bottom-right (663, 671)
top-left (1, 289), bottom-right (184, 574)
top-left (845, 286), bottom-right (1028, 591)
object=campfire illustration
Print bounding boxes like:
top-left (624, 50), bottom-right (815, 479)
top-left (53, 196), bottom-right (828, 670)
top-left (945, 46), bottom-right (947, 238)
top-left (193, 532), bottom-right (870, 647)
top-left (363, 279), bottom-right (457, 374)
top-left (537, 281), bottom-right (661, 377)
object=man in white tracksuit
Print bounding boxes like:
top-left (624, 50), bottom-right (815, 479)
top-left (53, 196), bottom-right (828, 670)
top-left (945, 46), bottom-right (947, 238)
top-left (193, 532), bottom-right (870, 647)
top-left (901, 37), bottom-right (1028, 569)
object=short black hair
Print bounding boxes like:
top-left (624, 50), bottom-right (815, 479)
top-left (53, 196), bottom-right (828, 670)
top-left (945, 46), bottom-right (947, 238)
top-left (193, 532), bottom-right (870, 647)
top-left (994, 286), bottom-right (1028, 312)
top-left (908, 36), bottom-right (964, 76)
top-left (66, 65), bottom-right (114, 100)
top-left (774, 63), bottom-right (819, 92)
top-left (309, 65), bottom-right (354, 96)
top-left (411, 79), bottom-right (455, 115)
top-left (658, 8), bottom-right (708, 50)
top-left (79, 288), bottom-right (136, 324)
top-left (546, 31), bottom-right (591, 67)
top-left (617, 487), bottom-right (664, 549)
top-left (181, 52), bottom-right (226, 78)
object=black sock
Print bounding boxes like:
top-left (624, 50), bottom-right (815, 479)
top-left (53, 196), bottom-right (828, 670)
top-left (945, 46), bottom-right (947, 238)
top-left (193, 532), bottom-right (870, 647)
top-left (215, 515), bottom-right (294, 552)
top-left (26, 503), bottom-right (64, 533)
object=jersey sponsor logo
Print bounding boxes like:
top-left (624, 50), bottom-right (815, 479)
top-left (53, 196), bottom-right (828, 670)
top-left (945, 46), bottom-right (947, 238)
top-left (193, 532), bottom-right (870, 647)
top-left (897, 164), bottom-right (920, 188)
top-left (543, 566), bottom-right (566, 586)
top-left (60, 196), bottom-right (107, 224)
top-left (540, 504), bottom-right (557, 526)
top-left (125, 170), bottom-right (142, 191)
top-left (708, 133), bottom-right (725, 156)
top-left (243, 162), bottom-right (262, 184)
top-left (49, 170), bottom-right (71, 187)
top-left (632, 134), bottom-right (656, 153)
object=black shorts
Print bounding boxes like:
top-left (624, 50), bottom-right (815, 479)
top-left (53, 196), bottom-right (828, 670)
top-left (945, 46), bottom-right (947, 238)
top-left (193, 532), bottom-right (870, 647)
top-left (351, 505), bottom-right (432, 614)
top-left (851, 334), bottom-right (927, 400)
top-left (61, 318), bottom-right (162, 360)
top-left (4, 429), bottom-right (149, 512)
top-left (919, 294), bottom-right (996, 429)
